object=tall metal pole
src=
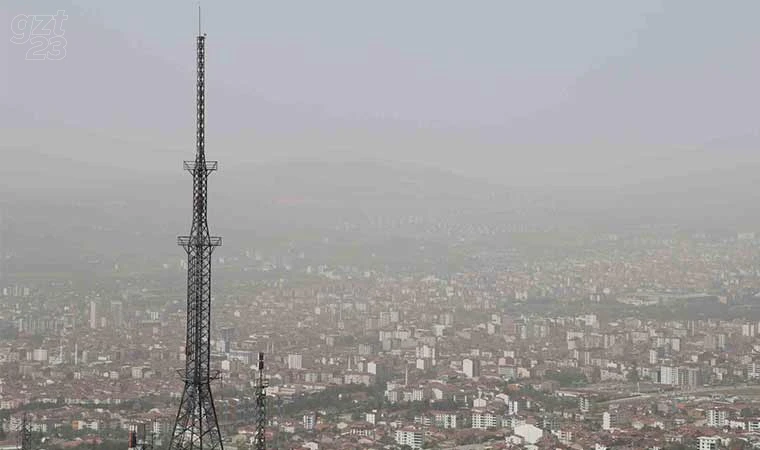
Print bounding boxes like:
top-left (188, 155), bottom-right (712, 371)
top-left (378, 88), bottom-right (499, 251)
top-left (167, 14), bottom-right (224, 450)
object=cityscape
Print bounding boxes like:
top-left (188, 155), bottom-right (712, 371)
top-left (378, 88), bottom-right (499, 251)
top-left (4, 1), bottom-right (760, 450)
top-left (4, 221), bottom-right (760, 449)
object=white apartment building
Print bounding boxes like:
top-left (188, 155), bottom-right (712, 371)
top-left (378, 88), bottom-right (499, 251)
top-left (395, 428), bottom-right (423, 449)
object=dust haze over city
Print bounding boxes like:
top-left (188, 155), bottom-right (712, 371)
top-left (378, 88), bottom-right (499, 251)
top-left (2, 1), bottom-right (760, 449)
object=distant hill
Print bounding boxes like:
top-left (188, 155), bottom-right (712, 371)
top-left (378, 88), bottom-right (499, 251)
top-left (2, 149), bottom-right (506, 212)
top-left (4, 147), bottom-right (760, 231)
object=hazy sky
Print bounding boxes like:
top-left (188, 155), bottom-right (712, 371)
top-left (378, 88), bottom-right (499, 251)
top-left (2, 1), bottom-right (760, 186)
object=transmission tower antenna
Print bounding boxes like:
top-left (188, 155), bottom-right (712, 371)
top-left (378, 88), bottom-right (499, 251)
top-left (167, 7), bottom-right (224, 450)
top-left (19, 413), bottom-right (32, 450)
top-left (254, 352), bottom-right (268, 450)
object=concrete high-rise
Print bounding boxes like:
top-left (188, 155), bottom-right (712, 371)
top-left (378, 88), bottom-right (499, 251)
top-left (89, 301), bottom-right (98, 329)
top-left (288, 354), bottom-right (303, 370)
top-left (463, 358), bottom-right (480, 379)
top-left (110, 301), bottom-right (124, 327)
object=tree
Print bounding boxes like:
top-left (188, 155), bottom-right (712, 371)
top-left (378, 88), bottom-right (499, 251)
top-left (663, 444), bottom-right (689, 450)
top-left (544, 368), bottom-right (588, 387)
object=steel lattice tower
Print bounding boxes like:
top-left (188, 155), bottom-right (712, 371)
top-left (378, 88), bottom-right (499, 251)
top-left (167, 24), bottom-right (224, 450)
top-left (19, 413), bottom-right (32, 450)
top-left (254, 352), bottom-right (268, 450)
